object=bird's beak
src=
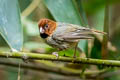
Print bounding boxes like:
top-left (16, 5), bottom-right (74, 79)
top-left (39, 27), bottom-right (45, 34)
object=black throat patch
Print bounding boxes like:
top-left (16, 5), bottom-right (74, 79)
top-left (40, 33), bottom-right (49, 38)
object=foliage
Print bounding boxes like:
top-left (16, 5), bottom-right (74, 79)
top-left (0, 0), bottom-right (23, 51)
top-left (0, 0), bottom-right (120, 80)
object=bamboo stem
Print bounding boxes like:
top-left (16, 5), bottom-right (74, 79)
top-left (0, 51), bottom-right (120, 67)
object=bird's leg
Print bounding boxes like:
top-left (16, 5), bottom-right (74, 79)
top-left (73, 43), bottom-right (78, 58)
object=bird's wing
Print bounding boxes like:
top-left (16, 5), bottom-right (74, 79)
top-left (52, 23), bottom-right (105, 42)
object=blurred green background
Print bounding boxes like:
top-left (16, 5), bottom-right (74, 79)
top-left (0, 0), bottom-right (120, 80)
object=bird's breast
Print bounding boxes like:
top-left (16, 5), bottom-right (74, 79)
top-left (45, 36), bottom-right (76, 50)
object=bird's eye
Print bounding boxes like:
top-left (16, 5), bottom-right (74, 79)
top-left (44, 24), bottom-right (49, 29)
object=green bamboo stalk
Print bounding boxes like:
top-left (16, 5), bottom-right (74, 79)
top-left (0, 51), bottom-right (120, 67)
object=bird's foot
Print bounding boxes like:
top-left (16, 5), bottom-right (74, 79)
top-left (52, 52), bottom-right (59, 59)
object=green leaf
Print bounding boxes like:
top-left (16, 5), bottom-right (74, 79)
top-left (75, 0), bottom-right (88, 26)
top-left (78, 40), bottom-right (88, 56)
top-left (91, 38), bottom-right (102, 59)
top-left (92, 7), bottom-right (105, 31)
top-left (0, 0), bottom-right (23, 51)
top-left (18, 0), bottom-right (32, 12)
top-left (58, 49), bottom-right (80, 57)
top-left (90, 7), bottom-right (105, 59)
top-left (44, 0), bottom-right (83, 25)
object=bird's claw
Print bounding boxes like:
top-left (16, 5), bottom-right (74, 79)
top-left (52, 52), bottom-right (59, 59)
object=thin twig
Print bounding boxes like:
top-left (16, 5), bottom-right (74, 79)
top-left (17, 63), bottom-right (21, 80)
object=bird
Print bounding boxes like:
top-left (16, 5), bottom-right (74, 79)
top-left (38, 18), bottom-right (106, 58)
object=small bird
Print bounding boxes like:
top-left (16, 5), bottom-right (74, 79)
top-left (38, 18), bottom-right (105, 58)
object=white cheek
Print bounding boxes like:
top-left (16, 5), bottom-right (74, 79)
top-left (39, 27), bottom-right (44, 33)
top-left (40, 27), bottom-right (42, 32)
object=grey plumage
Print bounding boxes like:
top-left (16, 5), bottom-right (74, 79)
top-left (46, 22), bottom-right (103, 50)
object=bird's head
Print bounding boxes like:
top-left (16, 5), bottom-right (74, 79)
top-left (38, 19), bottom-right (57, 38)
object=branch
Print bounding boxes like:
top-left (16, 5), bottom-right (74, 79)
top-left (0, 59), bottom-right (106, 77)
top-left (0, 51), bottom-right (120, 67)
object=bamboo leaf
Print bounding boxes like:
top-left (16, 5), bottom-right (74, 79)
top-left (44, 0), bottom-right (83, 25)
top-left (90, 7), bottom-right (105, 59)
top-left (0, 0), bottom-right (23, 51)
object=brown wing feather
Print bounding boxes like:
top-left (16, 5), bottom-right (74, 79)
top-left (53, 23), bottom-right (105, 42)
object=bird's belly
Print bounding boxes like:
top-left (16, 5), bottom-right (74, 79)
top-left (46, 37), bottom-right (76, 50)
top-left (48, 42), bottom-right (76, 50)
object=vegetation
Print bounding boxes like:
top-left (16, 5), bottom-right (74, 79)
top-left (0, 0), bottom-right (120, 80)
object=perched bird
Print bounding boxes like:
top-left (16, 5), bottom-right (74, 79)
top-left (38, 18), bottom-right (105, 58)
